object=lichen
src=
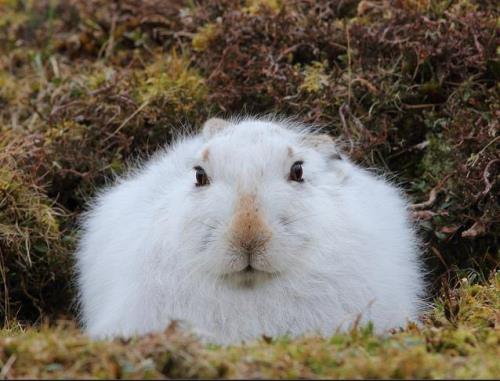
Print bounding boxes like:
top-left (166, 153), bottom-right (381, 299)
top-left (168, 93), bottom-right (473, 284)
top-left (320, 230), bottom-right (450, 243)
top-left (243, 0), bottom-right (283, 14)
top-left (299, 61), bottom-right (330, 93)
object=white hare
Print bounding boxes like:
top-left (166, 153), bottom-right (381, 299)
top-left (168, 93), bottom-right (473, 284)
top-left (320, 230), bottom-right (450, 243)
top-left (75, 117), bottom-right (425, 344)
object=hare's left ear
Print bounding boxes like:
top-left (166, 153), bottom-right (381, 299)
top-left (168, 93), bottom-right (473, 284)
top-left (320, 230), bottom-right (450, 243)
top-left (303, 134), bottom-right (348, 181)
top-left (302, 134), bottom-right (343, 161)
top-left (202, 118), bottom-right (231, 139)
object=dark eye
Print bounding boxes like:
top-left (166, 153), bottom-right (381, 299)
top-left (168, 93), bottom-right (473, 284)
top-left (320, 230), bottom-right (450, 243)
top-left (289, 161), bottom-right (304, 182)
top-left (194, 166), bottom-right (209, 187)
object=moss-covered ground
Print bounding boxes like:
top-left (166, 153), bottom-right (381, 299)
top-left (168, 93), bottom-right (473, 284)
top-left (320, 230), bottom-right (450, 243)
top-left (0, 0), bottom-right (498, 378)
top-left (1, 274), bottom-right (498, 378)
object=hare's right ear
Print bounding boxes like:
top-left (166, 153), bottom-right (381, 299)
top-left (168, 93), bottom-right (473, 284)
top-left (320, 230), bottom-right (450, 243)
top-left (202, 118), bottom-right (231, 139)
top-left (301, 134), bottom-right (343, 161)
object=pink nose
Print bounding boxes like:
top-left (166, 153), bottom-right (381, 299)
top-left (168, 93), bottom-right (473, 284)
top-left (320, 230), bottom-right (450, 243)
top-left (229, 194), bottom-right (272, 254)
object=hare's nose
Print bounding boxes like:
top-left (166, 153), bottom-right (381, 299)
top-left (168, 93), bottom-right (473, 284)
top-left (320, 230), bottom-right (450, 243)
top-left (240, 233), bottom-right (272, 255)
top-left (229, 194), bottom-right (272, 253)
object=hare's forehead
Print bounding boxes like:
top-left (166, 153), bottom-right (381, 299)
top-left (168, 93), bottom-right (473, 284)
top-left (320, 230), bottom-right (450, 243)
top-left (201, 134), bottom-right (298, 164)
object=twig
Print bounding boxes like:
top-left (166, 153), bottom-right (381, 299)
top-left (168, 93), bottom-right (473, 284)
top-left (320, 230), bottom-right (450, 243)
top-left (0, 252), bottom-right (9, 326)
top-left (338, 103), bottom-right (354, 154)
top-left (345, 21), bottom-right (352, 106)
top-left (0, 354), bottom-right (16, 379)
top-left (461, 221), bottom-right (486, 239)
top-left (411, 174), bottom-right (452, 210)
top-left (468, 136), bottom-right (499, 168)
top-left (103, 100), bottom-right (149, 142)
top-left (402, 103), bottom-right (441, 109)
top-left (352, 76), bottom-right (379, 94)
top-left (479, 159), bottom-right (499, 198)
top-left (411, 210), bottom-right (436, 221)
top-left (431, 246), bottom-right (448, 269)
top-left (386, 140), bottom-right (429, 161)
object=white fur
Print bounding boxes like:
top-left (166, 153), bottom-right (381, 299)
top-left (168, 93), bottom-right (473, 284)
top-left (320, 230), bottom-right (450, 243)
top-left (75, 117), bottom-right (425, 345)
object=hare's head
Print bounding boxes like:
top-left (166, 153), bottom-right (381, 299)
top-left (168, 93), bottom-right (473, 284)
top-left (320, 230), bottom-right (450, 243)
top-left (175, 117), bottom-right (349, 287)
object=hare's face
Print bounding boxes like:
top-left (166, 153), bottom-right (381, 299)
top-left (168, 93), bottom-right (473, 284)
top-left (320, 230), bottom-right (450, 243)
top-left (179, 120), bottom-right (346, 287)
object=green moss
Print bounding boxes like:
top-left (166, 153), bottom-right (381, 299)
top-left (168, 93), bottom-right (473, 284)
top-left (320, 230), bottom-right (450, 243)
top-left (0, 169), bottom-right (60, 252)
top-left (0, 274), bottom-right (498, 379)
top-left (0, 71), bottom-right (17, 102)
top-left (135, 52), bottom-right (208, 113)
top-left (419, 132), bottom-right (454, 182)
top-left (0, 134), bottom-right (73, 324)
top-left (192, 23), bottom-right (219, 52)
top-left (243, 0), bottom-right (283, 14)
top-left (0, 4), bottom-right (29, 29)
top-left (85, 66), bottom-right (117, 90)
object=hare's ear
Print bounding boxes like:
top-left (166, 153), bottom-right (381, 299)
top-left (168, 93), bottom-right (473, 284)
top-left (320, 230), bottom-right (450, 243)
top-left (202, 118), bottom-right (231, 139)
top-left (302, 134), bottom-right (342, 160)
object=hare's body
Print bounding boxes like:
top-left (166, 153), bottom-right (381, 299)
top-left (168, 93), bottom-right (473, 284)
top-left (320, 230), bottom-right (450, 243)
top-left (76, 117), bottom-right (424, 344)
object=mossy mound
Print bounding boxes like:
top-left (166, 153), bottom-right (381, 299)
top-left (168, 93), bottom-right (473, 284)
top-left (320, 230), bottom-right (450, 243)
top-left (0, 0), bottom-right (498, 329)
top-left (0, 273), bottom-right (498, 379)
top-left (0, 134), bottom-right (74, 324)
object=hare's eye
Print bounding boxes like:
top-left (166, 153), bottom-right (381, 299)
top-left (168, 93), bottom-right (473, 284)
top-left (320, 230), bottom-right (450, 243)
top-left (194, 166), bottom-right (209, 187)
top-left (289, 161), bottom-right (304, 182)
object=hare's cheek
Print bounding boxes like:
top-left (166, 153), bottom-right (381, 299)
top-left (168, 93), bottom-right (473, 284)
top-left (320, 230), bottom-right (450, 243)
top-left (198, 229), bottom-right (216, 252)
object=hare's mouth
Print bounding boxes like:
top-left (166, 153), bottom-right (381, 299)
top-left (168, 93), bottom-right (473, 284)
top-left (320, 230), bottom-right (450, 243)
top-left (221, 265), bottom-right (277, 288)
top-left (242, 265), bottom-right (255, 273)
top-left (234, 265), bottom-right (262, 278)
top-left (237, 264), bottom-right (276, 276)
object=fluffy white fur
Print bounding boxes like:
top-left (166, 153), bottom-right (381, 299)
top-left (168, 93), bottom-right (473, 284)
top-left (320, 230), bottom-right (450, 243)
top-left (75, 117), bottom-right (425, 345)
